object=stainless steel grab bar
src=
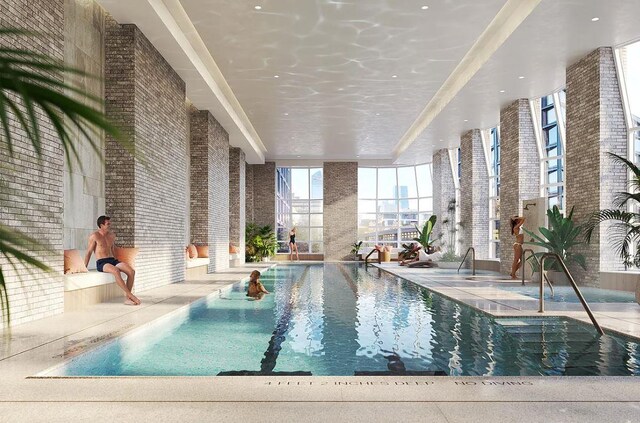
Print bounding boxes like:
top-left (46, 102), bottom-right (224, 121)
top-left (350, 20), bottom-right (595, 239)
top-left (522, 248), bottom-right (554, 297)
top-left (457, 247), bottom-right (476, 275)
top-left (539, 252), bottom-right (604, 336)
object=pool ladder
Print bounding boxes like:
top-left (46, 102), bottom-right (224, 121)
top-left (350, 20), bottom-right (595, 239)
top-left (538, 252), bottom-right (604, 336)
top-left (522, 249), bottom-right (554, 298)
top-left (457, 247), bottom-right (476, 275)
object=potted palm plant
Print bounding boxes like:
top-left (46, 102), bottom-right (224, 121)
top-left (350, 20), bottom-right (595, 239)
top-left (351, 241), bottom-right (363, 260)
top-left (437, 199), bottom-right (464, 268)
top-left (413, 215), bottom-right (438, 253)
top-left (524, 206), bottom-right (586, 284)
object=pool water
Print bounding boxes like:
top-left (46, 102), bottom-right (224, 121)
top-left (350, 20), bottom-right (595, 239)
top-left (497, 285), bottom-right (637, 303)
top-left (44, 264), bottom-right (640, 376)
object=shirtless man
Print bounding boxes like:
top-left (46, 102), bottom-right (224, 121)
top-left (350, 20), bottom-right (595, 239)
top-left (84, 215), bottom-right (140, 305)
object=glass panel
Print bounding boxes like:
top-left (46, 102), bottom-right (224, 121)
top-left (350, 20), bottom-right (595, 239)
top-left (310, 168), bottom-right (323, 199)
top-left (309, 214), bottom-right (323, 227)
top-left (358, 199), bottom-right (377, 214)
top-left (397, 167), bottom-right (418, 198)
top-left (542, 107), bottom-right (557, 126)
top-left (399, 213), bottom-right (419, 226)
top-left (377, 168), bottom-right (397, 199)
top-left (291, 168), bottom-right (309, 199)
top-left (418, 213), bottom-right (433, 224)
top-left (310, 242), bottom-right (323, 253)
top-left (491, 220), bottom-right (500, 240)
top-left (309, 199), bottom-right (323, 213)
top-left (358, 168), bottom-right (376, 199)
top-left (415, 164), bottom-right (432, 197)
top-left (399, 198), bottom-right (418, 213)
top-left (277, 241), bottom-right (289, 253)
top-left (310, 228), bottom-right (323, 241)
top-left (296, 242), bottom-right (309, 253)
top-left (377, 213), bottom-right (398, 231)
top-left (358, 214), bottom-right (377, 241)
top-left (291, 214), bottom-right (309, 227)
top-left (296, 228), bottom-right (310, 242)
top-left (621, 41), bottom-right (640, 124)
top-left (400, 225), bottom-right (419, 241)
top-left (419, 198), bottom-right (433, 212)
top-left (377, 198), bottom-right (398, 213)
top-left (291, 199), bottom-right (309, 214)
top-left (634, 131), bottom-right (640, 164)
top-left (544, 126), bottom-right (559, 152)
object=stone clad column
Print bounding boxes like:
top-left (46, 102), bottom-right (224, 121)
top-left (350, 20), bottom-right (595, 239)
top-left (499, 99), bottom-right (539, 275)
top-left (323, 162), bottom-right (358, 261)
top-left (105, 22), bottom-right (188, 291)
top-left (432, 149), bottom-right (456, 251)
top-left (459, 129), bottom-right (489, 259)
top-left (189, 109), bottom-right (229, 273)
top-left (566, 47), bottom-right (627, 286)
top-left (229, 147), bottom-right (246, 263)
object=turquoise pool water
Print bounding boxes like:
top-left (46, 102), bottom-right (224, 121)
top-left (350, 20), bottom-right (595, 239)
top-left (44, 264), bottom-right (640, 376)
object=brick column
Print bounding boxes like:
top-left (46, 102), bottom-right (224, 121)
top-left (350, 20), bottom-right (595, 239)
top-left (566, 47), bottom-right (627, 286)
top-left (0, 0), bottom-right (64, 325)
top-left (246, 162), bottom-right (276, 228)
top-left (229, 147), bottom-right (246, 262)
top-left (460, 129), bottom-right (490, 259)
top-left (245, 164), bottom-right (255, 224)
top-left (499, 99), bottom-right (539, 274)
top-left (189, 109), bottom-right (229, 273)
top-left (105, 22), bottom-right (189, 290)
top-left (432, 149), bottom-right (456, 252)
top-left (323, 162), bottom-right (358, 260)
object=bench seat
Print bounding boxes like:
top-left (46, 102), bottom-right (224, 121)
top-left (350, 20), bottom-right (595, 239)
top-left (64, 270), bottom-right (122, 312)
top-left (186, 257), bottom-right (209, 269)
top-left (64, 271), bottom-right (115, 291)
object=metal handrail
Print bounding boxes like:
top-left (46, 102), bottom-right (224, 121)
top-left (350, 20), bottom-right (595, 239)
top-left (457, 247), bottom-right (476, 275)
top-left (522, 248), bottom-right (554, 297)
top-left (539, 252), bottom-right (604, 336)
top-left (364, 249), bottom-right (380, 267)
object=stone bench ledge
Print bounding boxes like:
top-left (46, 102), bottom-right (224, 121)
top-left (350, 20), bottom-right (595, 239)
top-left (64, 271), bottom-right (115, 291)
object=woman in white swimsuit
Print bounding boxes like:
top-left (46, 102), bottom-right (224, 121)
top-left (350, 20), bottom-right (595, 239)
top-left (510, 216), bottom-right (525, 278)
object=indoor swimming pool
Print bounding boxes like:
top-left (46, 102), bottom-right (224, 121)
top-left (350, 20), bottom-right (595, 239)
top-left (496, 285), bottom-right (637, 303)
top-left (42, 264), bottom-right (640, 377)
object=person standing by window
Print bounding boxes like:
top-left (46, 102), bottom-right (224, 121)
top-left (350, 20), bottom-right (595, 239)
top-left (510, 216), bottom-right (525, 279)
top-left (289, 227), bottom-right (299, 261)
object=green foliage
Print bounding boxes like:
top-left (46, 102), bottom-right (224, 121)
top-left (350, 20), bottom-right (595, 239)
top-left (523, 206), bottom-right (586, 271)
top-left (245, 223), bottom-right (277, 262)
top-left (399, 242), bottom-right (419, 261)
top-left (413, 215), bottom-right (438, 252)
top-left (584, 152), bottom-right (640, 267)
top-left (0, 29), bottom-right (132, 326)
top-left (350, 241), bottom-right (363, 257)
top-left (439, 249), bottom-right (463, 262)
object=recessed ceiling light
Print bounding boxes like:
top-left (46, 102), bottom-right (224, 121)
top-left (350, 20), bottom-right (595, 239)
top-left (284, 112), bottom-right (289, 116)
top-left (296, 155), bottom-right (301, 158)
top-left (375, 113), bottom-right (380, 116)
top-left (421, 5), bottom-right (429, 10)
top-left (518, 76), bottom-right (525, 79)
top-left (254, 5), bottom-right (262, 10)
top-left (464, 119), bottom-right (468, 122)
top-left (591, 17), bottom-right (599, 22)
top-left (274, 75), bottom-right (279, 78)
top-left (391, 75), bottom-right (398, 78)
top-left (356, 155), bottom-right (360, 158)
top-left (499, 90), bottom-right (505, 93)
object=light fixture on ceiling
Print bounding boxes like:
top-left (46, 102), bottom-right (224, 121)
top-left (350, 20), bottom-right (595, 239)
top-left (464, 119), bottom-right (468, 122)
top-left (356, 155), bottom-right (360, 158)
top-left (421, 5), bottom-right (429, 10)
top-left (297, 155), bottom-right (301, 158)
top-left (591, 17), bottom-right (600, 22)
top-left (518, 76), bottom-right (525, 79)
top-left (375, 113), bottom-right (380, 116)
top-left (254, 5), bottom-right (262, 10)
top-left (274, 75), bottom-right (279, 78)
top-left (284, 112), bottom-right (289, 116)
top-left (499, 90), bottom-right (505, 93)
top-left (391, 75), bottom-right (398, 78)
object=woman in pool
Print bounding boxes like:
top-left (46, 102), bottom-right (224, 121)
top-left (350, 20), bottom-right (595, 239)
top-left (246, 270), bottom-right (269, 299)
top-left (289, 227), bottom-right (299, 261)
top-left (510, 216), bottom-right (525, 279)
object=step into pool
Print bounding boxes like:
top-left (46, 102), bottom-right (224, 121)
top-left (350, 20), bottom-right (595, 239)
top-left (41, 264), bottom-right (640, 377)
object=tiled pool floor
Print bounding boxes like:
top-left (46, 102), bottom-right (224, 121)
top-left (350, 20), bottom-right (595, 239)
top-left (0, 262), bottom-right (638, 422)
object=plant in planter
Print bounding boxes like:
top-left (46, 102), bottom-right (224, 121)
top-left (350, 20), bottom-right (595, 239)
top-left (438, 199), bottom-right (463, 265)
top-left (584, 152), bottom-right (640, 268)
top-left (398, 242), bottom-right (420, 261)
top-left (245, 223), bottom-right (277, 262)
top-left (351, 241), bottom-right (363, 260)
top-left (523, 206), bottom-right (586, 275)
top-left (414, 215), bottom-right (438, 253)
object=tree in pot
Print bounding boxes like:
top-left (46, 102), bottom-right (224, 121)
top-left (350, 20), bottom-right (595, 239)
top-left (523, 206), bottom-right (586, 281)
top-left (438, 199), bottom-right (463, 265)
top-left (414, 215), bottom-right (438, 253)
top-left (350, 241), bottom-right (363, 260)
top-left (245, 223), bottom-right (277, 262)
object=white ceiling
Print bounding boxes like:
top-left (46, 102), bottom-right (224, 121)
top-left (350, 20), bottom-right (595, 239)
top-left (98, 0), bottom-right (640, 165)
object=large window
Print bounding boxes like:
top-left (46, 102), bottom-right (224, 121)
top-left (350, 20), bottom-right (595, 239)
top-left (358, 165), bottom-right (433, 248)
top-left (616, 41), bottom-right (640, 164)
top-left (482, 127), bottom-right (500, 258)
top-left (532, 91), bottom-right (566, 212)
top-left (276, 167), bottom-right (323, 253)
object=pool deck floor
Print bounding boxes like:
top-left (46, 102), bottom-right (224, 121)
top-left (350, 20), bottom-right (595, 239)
top-left (0, 262), bottom-right (638, 422)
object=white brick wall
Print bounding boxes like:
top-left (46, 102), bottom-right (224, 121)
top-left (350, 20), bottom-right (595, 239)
top-left (323, 162), bottom-right (358, 260)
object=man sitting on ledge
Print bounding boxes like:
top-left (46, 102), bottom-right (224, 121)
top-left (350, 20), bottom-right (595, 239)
top-left (85, 215), bottom-right (140, 305)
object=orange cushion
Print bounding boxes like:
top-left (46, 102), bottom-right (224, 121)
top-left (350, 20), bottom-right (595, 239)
top-left (229, 245), bottom-right (239, 254)
top-left (63, 249), bottom-right (88, 274)
top-left (187, 244), bottom-right (198, 259)
top-left (114, 247), bottom-right (139, 269)
top-left (196, 245), bottom-right (209, 258)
